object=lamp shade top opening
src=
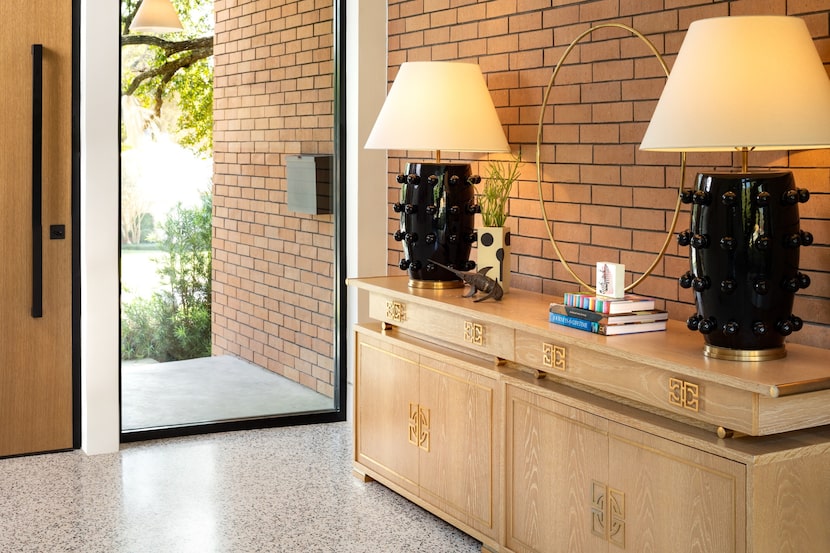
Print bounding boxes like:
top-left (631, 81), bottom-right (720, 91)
top-left (641, 15), bottom-right (830, 152)
top-left (365, 61), bottom-right (511, 155)
top-left (130, 0), bottom-right (184, 33)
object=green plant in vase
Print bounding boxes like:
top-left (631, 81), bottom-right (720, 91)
top-left (476, 153), bottom-right (521, 291)
top-left (479, 153), bottom-right (522, 227)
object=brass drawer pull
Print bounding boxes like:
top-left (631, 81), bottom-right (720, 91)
top-left (542, 342), bottom-right (567, 371)
top-left (386, 300), bottom-right (406, 322)
top-left (464, 321), bottom-right (485, 346)
top-left (669, 377), bottom-right (700, 412)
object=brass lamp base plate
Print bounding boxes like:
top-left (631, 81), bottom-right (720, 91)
top-left (703, 344), bottom-right (786, 362)
top-left (408, 279), bottom-right (464, 290)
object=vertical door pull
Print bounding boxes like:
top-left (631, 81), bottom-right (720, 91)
top-left (31, 44), bottom-right (43, 318)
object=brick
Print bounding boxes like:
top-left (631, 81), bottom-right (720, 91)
top-left (480, 17), bottom-right (510, 38)
top-left (458, 3), bottom-right (487, 23)
top-left (580, 123), bottom-right (620, 144)
top-left (592, 225), bottom-right (632, 250)
top-left (581, 164), bottom-right (620, 185)
top-left (579, 0), bottom-right (619, 22)
top-left (487, 0), bottom-right (519, 19)
top-left (594, 144), bottom-right (635, 165)
top-left (624, 166), bottom-right (671, 191)
top-left (620, 0), bottom-right (662, 16)
top-left (519, 29), bottom-right (553, 51)
top-left (787, 0), bottom-right (827, 13)
top-left (509, 11), bottom-right (543, 34)
top-left (581, 38), bottom-right (621, 63)
top-left (592, 59), bottom-right (634, 82)
top-left (450, 21), bottom-right (478, 42)
top-left (678, 4), bottom-right (730, 31)
top-left (632, 11), bottom-right (678, 35)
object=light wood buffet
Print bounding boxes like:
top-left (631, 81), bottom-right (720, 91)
top-left (349, 276), bottom-right (830, 553)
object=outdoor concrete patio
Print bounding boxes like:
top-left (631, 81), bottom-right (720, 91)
top-left (121, 355), bottom-right (334, 430)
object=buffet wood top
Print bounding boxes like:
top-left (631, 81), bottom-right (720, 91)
top-left (348, 276), bottom-right (829, 398)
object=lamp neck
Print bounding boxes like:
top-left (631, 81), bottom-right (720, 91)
top-left (739, 146), bottom-right (751, 173)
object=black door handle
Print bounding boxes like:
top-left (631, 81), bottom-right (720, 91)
top-left (32, 44), bottom-right (43, 318)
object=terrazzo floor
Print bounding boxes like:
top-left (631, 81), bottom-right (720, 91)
top-left (0, 422), bottom-right (482, 552)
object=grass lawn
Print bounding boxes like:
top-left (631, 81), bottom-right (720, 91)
top-left (121, 248), bottom-right (168, 302)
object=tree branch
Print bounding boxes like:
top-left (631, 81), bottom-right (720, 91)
top-left (123, 45), bottom-right (212, 99)
top-left (121, 35), bottom-right (213, 57)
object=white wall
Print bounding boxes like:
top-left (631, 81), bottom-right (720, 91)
top-left (80, 0), bottom-right (121, 454)
top-left (77, 0), bottom-right (387, 452)
top-left (345, 0), bottom-right (389, 421)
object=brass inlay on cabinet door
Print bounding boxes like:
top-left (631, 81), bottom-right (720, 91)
top-left (408, 402), bottom-right (419, 446)
top-left (408, 402), bottom-right (430, 452)
top-left (608, 487), bottom-right (625, 547)
top-left (416, 406), bottom-right (430, 452)
top-left (591, 480), bottom-right (606, 538)
top-left (591, 480), bottom-right (626, 548)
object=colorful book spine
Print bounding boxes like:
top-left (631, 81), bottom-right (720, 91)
top-left (562, 292), bottom-right (655, 314)
top-left (548, 311), bottom-right (667, 335)
top-left (550, 303), bottom-right (669, 324)
top-left (548, 312), bottom-right (598, 333)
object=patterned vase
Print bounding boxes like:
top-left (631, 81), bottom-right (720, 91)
top-left (476, 226), bottom-right (511, 293)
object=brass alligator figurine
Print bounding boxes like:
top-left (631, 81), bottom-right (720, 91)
top-left (430, 260), bottom-right (503, 302)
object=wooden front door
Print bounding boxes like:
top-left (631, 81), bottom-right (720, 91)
top-left (0, 0), bottom-right (77, 457)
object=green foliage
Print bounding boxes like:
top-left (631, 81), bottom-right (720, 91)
top-left (121, 194), bottom-right (213, 361)
top-left (478, 153), bottom-right (522, 227)
top-left (140, 213), bottom-right (155, 243)
top-left (121, 0), bottom-right (214, 155)
top-left (173, 57), bottom-right (213, 153)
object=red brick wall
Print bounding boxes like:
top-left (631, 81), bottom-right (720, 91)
top-left (386, 0), bottom-right (830, 348)
top-left (213, 0), bottom-right (335, 396)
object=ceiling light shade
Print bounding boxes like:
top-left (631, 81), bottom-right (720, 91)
top-left (365, 62), bottom-right (510, 156)
top-left (130, 0), bottom-right (184, 34)
top-left (640, 16), bottom-right (830, 152)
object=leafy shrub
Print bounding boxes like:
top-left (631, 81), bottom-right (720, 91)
top-left (121, 194), bottom-right (212, 361)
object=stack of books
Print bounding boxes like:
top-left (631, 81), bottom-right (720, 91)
top-left (549, 292), bottom-right (667, 335)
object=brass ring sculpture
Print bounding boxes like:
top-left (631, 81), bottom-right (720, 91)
top-left (535, 23), bottom-right (685, 293)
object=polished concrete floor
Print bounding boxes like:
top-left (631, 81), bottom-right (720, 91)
top-left (122, 355), bottom-right (333, 430)
top-left (0, 422), bottom-right (482, 552)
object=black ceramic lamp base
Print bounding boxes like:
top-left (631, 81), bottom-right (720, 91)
top-left (680, 171), bottom-right (812, 361)
top-left (393, 162), bottom-right (479, 289)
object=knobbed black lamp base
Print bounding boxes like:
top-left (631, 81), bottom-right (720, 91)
top-left (393, 162), bottom-right (480, 289)
top-left (679, 171), bottom-right (812, 360)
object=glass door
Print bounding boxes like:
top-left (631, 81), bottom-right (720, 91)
top-left (119, 0), bottom-right (346, 439)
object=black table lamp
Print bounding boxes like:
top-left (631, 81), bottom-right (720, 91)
top-left (641, 16), bottom-right (830, 360)
top-left (365, 61), bottom-right (510, 288)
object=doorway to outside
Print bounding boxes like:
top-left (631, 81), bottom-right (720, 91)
top-left (119, 0), bottom-right (346, 437)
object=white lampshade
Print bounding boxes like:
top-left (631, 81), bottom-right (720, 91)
top-left (130, 0), bottom-right (184, 34)
top-left (641, 16), bottom-right (830, 152)
top-left (365, 62), bottom-right (510, 155)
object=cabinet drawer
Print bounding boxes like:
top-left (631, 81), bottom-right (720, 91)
top-left (369, 293), bottom-right (514, 360)
top-left (515, 330), bottom-right (759, 435)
